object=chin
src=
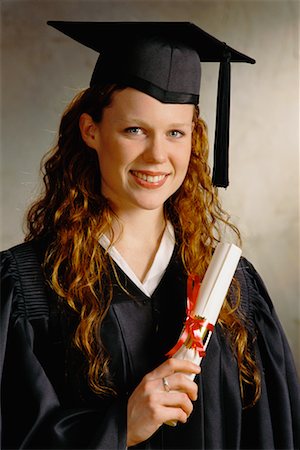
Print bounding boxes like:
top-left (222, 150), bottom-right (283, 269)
top-left (132, 197), bottom-right (167, 211)
top-left (137, 191), bottom-right (178, 211)
top-left (136, 202), bottom-right (165, 211)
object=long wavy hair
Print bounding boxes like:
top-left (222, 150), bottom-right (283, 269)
top-left (25, 84), bottom-right (260, 406)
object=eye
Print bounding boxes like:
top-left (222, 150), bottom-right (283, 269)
top-left (168, 130), bottom-right (185, 138)
top-left (125, 127), bottom-right (143, 135)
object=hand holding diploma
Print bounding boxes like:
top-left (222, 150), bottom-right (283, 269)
top-left (165, 242), bottom-right (242, 425)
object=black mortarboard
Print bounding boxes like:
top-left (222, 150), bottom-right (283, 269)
top-left (47, 21), bottom-right (255, 187)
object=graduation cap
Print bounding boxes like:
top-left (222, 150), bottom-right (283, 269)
top-left (47, 21), bottom-right (255, 187)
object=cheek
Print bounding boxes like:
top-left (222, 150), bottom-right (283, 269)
top-left (100, 139), bottom-right (142, 172)
top-left (97, 143), bottom-right (132, 178)
top-left (177, 147), bottom-right (192, 173)
top-left (176, 151), bottom-right (192, 187)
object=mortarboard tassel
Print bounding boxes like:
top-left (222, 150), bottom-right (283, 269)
top-left (212, 47), bottom-right (231, 188)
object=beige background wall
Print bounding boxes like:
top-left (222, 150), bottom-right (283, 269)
top-left (1, 0), bottom-right (299, 371)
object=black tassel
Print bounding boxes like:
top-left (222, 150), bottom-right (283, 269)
top-left (212, 47), bottom-right (231, 188)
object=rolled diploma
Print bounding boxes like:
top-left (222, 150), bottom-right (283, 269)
top-left (166, 242), bottom-right (242, 425)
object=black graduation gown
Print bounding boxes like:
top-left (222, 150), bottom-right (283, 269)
top-left (0, 241), bottom-right (299, 450)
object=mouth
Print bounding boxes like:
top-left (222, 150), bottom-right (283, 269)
top-left (130, 170), bottom-right (169, 188)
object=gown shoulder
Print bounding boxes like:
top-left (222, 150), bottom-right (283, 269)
top-left (0, 242), bottom-right (128, 450)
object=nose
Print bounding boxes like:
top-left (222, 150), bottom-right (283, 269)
top-left (142, 135), bottom-right (167, 164)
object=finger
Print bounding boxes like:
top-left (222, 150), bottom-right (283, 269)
top-left (160, 391), bottom-right (194, 417)
top-left (164, 373), bottom-right (198, 401)
top-left (146, 358), bottom-right (200, 380)
top-left (159, 406), bottom-right (189, 425)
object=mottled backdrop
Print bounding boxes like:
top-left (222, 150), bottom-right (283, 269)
top-left (1, 0), bottom-right (299, 370)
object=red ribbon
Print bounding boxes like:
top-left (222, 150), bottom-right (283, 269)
top-left (166, 274), bottom-right (214, 358)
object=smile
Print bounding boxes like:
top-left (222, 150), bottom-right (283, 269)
top-left (131, 171), bottom-right (166, 183)
top-left (130, 170), bottom-right (169, 189)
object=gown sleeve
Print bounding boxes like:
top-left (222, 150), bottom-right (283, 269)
top-left (236, 257), bottom-right (300, 449)
top-left (0, 249), bottom-right (128, 450)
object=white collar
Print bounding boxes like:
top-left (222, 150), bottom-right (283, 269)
top-left (99, 222), bottom-right (175, 297)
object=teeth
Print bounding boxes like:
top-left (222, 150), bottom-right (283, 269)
top-left (132, 171), bottom-right (165, 183)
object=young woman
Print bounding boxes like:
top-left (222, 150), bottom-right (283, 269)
top-left (1, 22), bottom-right (299, 450)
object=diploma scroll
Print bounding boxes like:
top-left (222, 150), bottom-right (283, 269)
top-left (165, 242), bottom-right (242, 426)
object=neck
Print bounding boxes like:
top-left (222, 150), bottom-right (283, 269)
top-left (110, 208), bottom-right (166, 244)
top-left (106, 208), bottom-right (167, 282)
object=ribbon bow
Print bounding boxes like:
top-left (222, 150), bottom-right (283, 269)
top-left (166, 274), bottom-right (214, 358)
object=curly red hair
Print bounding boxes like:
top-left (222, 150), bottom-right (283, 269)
top-left (26, 85), bottom-right (260, 405)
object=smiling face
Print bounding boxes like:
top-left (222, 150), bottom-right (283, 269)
top-left (81, 87), bottom-right (194, 217)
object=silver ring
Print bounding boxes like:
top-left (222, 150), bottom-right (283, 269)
top-left (162, 376), bottom-right (170, 392)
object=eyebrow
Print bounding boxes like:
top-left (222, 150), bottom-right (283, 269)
top-left (118, 118), bottom-right (192, 128)
top-left (168, 123), bottom-right (192, 128)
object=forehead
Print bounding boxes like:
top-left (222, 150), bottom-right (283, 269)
top-left (106, 87), bottom-right (195, 121)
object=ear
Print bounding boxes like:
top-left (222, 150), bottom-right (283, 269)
top-left (79, 113), bottom-right (100, 150)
